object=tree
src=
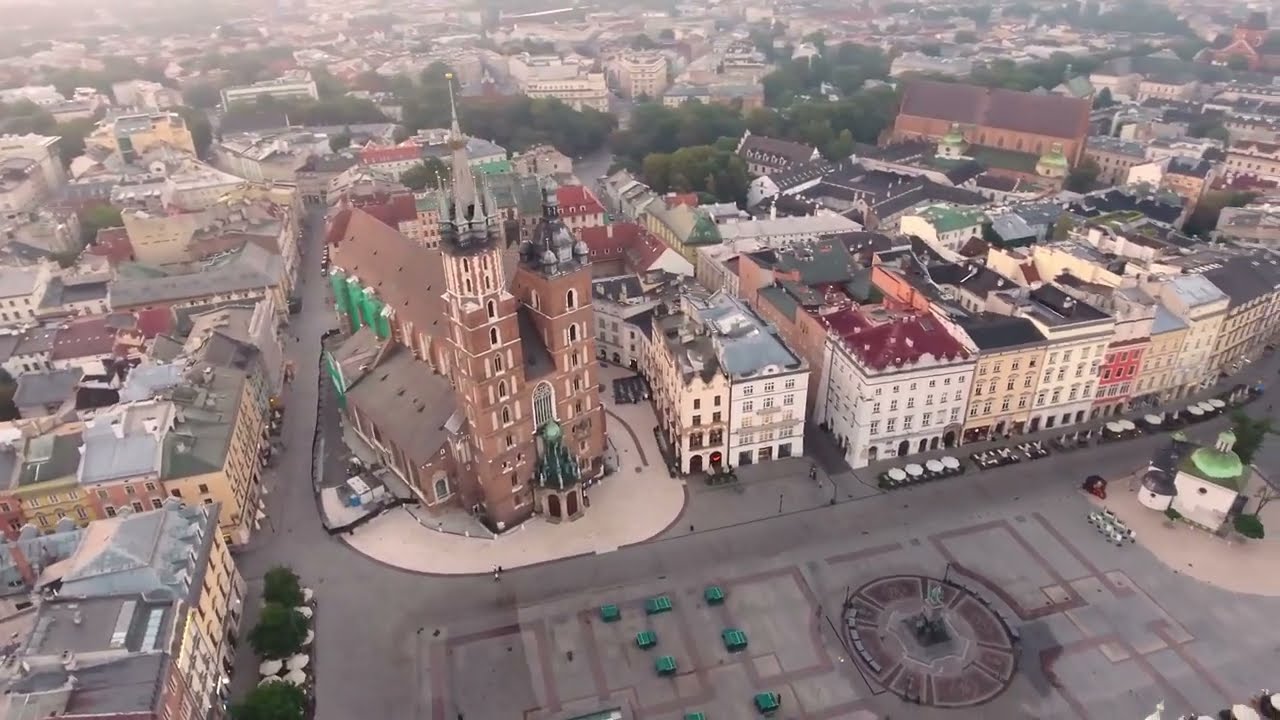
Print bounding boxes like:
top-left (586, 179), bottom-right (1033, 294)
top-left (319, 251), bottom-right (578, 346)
top-left (1230, 411), bottom-right (1274, 466)
top-left (1184, 190), bottom-right (1257, 237)
top-left (182, 82), bottom-right (222, 110)
top-left (1065, 158), bottom-right (1101, 193)
top-left (55, 118), bottom-right (97, 166)
top-left (249, 604), bottom-right (308, 659)
top-left (955, 30), bottom-right (979, 44)
top-left (400, 157), bottom-right (450, 191)
top-left (172, 106), bottom-right (212, 158)
top-left (230, 681), bottom-right (307, 720)
top-left (1234, 513), bottom-right (1265, 539)
top-left (79, 205), bottom-right (123, 247)
top-left (1093, 87), bottom-right (1114, 109)
top-left (1052, 216), bottom-right (1077, 241)
top-left (658, 28), bottom-right (675, 41)
top-left (262, 566), bottom-right (304, 607)
top-left (0, 368), bottom-right (18, 422)
top-left (1254, 484), bottom-right (1278, 516)
top-left (330, 130), bottom-right (352, 152)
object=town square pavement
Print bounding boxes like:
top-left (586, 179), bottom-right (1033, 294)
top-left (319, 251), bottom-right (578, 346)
top-left (227, 207), bottom-right (1280, 720)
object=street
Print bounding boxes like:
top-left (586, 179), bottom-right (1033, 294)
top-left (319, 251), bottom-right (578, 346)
top-left (227, 203), bottom-right (1280, 720)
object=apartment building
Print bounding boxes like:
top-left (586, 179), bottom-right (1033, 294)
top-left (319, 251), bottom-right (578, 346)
top-left (220, 74), bottom-right (319, 109)
top-left (1196, 256), bottom-right (1280, 374)
top-left (988, 285), bottom-right (1114, 433)
top-left (7, 500), bottom-right (244, 720)
top-left (650, 292), bottom-right (808, 473)
top-left (508, 54), bottom-right (609, 112)
top-left (85, 112), bottom-right (197, 159)
top-left (592, 275), bottom-right (661, 371)
top-left (816, 306), bottom-right (974, 468)
top-left (0, 264), bottom-right (54, 327)
top-left (1085, 135), bottom-right (1147, 185)
top-left (112, 80), bottom-right (185, 111)
top-left (614, 52), bottom-right (668, 99)
top-left (4, 423), bottom-right (92, 531)
top-left (0, 133), bottom-right (65, 197)
top-left (953, 314), bottom-right (1048, 443)
top-left (215, 129), bottom-right (330, 184)
top-left (121, 194), bottom-right (296, 280)
top-left (1138, 273), bottom-right (1229, 398)
top-left (1224, 139), bottom-right (1280, 182)
top-left (899, 204), bottom-right (988, 252)
top-left (1134, 305), bottom-right (1189, 404)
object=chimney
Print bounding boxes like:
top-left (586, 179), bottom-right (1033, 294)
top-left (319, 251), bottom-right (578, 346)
top-left (770, 202), bottom-right (778, 220)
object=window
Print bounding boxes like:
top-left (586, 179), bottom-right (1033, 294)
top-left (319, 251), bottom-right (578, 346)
top-left (75, 507), bottom-right (88, 520)
top-left (902, 416), bottom-right (913, 430)
top-left (922, 412), bottom-right (932, 427)
top-left (502, 406), bottom-right (512, 425)
top-left (743, 401), bottom-right (754, 412)
top-left (886, 418), bottom-right (896, 432)
top-left (125, 485), bottom-right (136, 496)
top-left (693, 398), bottom-right (701, 410)
top-left (714, 395), bottom-right (721, 406)
top-left (487, 300), bottom-right (497, 319)
top-left (566, 289), bottom-right (577, 309)
top-left (950, 407), bottom-right (960, 422)
top-left (132, 502), bottom-right (144, 513)
top-left (105, 506), bottom-right (116, 517)
top-left (498, 380), bottom-right (509, 399)
top-left (96, 489), bottom-right (108, 499)
top-left (692, 414), bottom-right (702, 426)
top-left (762, 397), bottom-right (775, 409)
top-left (490, 328), bottom-right (500, 347)
top-left (872, 402), bottom-right (881, 414)
top-left (906, 397), bottom-right (915, 409)
top-left (763, 382), bottom-right (775, 392)
top-left (144, 482), bottom-right (155, 492)
top-left (869, 420), bottom-right (881, 435)
top-left (784, 378), bottom-right (796, 389)
top-left (150, 499), bottom-right (163, 509)
top-left (532, 381), bottom-right (555, 428)
top-left (889, 400), bottom-right (899, 411)
top-left (198, 484), bottom-right (210, 494)
top-left (1006, 378), bottom-right (1015, 391)
top-left (712, 411), bottom-right (722, 422)
top-left (569, 324), bottom-right (579, 342)
top-left (783, 394), bottom-right (794, 406)
top-left (493, 354), bottom-right (505, 373)
top-left (170, 489), bottom-right (182, 498)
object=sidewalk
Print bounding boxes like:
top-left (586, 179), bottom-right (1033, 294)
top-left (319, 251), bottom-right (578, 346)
top-left (1089, 482), bottom-right (1280, 597)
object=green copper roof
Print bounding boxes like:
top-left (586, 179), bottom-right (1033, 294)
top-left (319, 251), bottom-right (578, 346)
top-left (915, 204), bottom-right (988, 233)
top-left (1038, 144), bottom-right (1069, 169)
top-left (533, 420), bottom-right (581, 491)
top-left (1180, 431), bottom-right (1246, 490)
top-left (941, 124), bottom-right (967, 147)
top-left (687, 213), bottom-right (722, 246)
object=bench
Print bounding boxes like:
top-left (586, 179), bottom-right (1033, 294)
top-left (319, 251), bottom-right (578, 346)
top-left (635, 630), bottom-right (657, 650)
top-left (721, 628), bottom-right (748, 652)
top-left (655, 655), bottom-right (678, 675)
top-left (704, 585), bottom-right (726, 605)
top-left (645, 596), bottom-right (673, 615)
top-left (599, 604), bottom-right (620, 623)
top-left (753, 692), bottom-right (781, 714)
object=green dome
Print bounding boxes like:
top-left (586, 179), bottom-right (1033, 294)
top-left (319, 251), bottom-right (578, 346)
top-left (541, 420), bottom-right (563, 443)
top-left (941, 125), bottom-right (966, 146)
top-left (1038, 149), bottom-right (1069, 169)
top-left (1188, 446), bottom-right (1244, 480)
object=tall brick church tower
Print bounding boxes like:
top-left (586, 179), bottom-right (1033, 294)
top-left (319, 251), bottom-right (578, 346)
top-left (438, 78), bottom-right (606, 531)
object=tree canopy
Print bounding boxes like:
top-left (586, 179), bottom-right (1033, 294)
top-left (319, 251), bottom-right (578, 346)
top-left (223, 94), bottom-right (389, 127)
top-left (641, 145), bottom-right (749, 204)
top-left (249, 605), bottom-right (308, 659)
top-left (262, 566), bottom-right (304, 607)
top-left (762, 42), bottom-right (891, 107)
top-left (230, 681), bottom-right (307, 720)
top-left (401, 158), bottom-right (450, 191)
top-left (79, 206), bottom-right (124, 247)
top-left (1184, 190), bottom-right (1257, 237)
top-left (1230, 411), bottom-right (1274, 466)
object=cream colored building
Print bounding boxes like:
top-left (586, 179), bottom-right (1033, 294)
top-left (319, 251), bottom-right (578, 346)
top-left (614, 53), bottom-right (669, 99)
top-left (1134, 305), bottom-right (1189, 403)
top-left (507, 53), bottom-right (610, 112)
top-left (85, 111), bottom-right (197, 157)
top-left (1139, 274), bottom-right (1229, 397)
top-left (954, 315), bottom-right (1047, 443)
top-left (1225, 140), bottom-right (1280, 182)
top-left (1196, 257), bottom-right (1280, 375)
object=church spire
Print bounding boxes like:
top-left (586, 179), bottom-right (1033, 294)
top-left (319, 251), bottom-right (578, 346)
top-left (445, 72), bottom-right (478, 223)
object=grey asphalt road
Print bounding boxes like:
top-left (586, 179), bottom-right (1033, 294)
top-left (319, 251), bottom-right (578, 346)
top-left (228, 201), bottom-right (1280, 720)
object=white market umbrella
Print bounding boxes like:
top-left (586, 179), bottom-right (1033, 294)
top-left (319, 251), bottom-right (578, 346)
top-left (904, 464), bottom-right (924, 477)
top-left (303, 587), bottom-right (314, 603)
top-left (1143, 414), bottom-right (1163, 425)
top-left (887, 468), bottom-right (907, 481)
top-left (1230, 705), bottom-right (1260, 720)
top-left (285, 669), bottom-right (308, 686)
top-left (287, 654), bottom-right (310, 671)
top-left (941, 456), bottom-right (960, 469)
top-left (1117, 420), bottom-right (1136, 431)
top-left (1105, 422), bottom-right (1123, 433)
top-left (1198, 401), bottom-right (1217, 413)
top-left (1187, 405), bottom-right (1205, 416)
top-left (1270, 693), bottom-right (1280, 710)
top-left (259, 675), bottom-right (284, 686)
top-left (1208, 398), bottom-right (1226, 409)
top-left (296, 606), bottom-right (314, 619)
top-left (925, 459), bottom-right (944, 473)
top-left (259, 659), bottom-right (283, 676)
top-left (302, 629), bottom-right (315, 646)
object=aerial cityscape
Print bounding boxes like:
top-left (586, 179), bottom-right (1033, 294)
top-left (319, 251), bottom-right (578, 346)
top-left (0, 0), bottom-right (1279, 718)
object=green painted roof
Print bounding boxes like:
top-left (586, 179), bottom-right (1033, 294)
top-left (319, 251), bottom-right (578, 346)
top-left (968, 145), bottom-right (1040, 174)
top-left (916, 204), bottom-right (988, 234)
top-left (1180, 432), bottom-right (1246, 490)
top-left (687, 213), bottom-right (722, 246)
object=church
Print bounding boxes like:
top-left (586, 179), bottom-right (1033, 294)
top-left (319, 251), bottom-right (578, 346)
top-left (324, 84), bottom-right (607, 532)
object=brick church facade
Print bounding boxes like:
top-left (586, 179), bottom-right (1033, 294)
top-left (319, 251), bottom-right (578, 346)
top-left (326, 85), bottom-right (605, 532)
top-left (890, 79), bottom-right (1092, 166)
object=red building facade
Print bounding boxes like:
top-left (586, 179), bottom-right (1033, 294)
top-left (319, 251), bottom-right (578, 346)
top-left (1093, 339), bottom-right (1146, 417)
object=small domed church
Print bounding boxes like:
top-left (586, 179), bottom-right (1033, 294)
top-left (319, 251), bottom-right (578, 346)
top-left (327, 81), bottom-right (606, 532)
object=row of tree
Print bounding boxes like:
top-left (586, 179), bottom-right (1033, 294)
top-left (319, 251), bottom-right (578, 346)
top-left (234, 566), bottom-right (311, 720)
top-left (641, 140), bottom-right (750, 203)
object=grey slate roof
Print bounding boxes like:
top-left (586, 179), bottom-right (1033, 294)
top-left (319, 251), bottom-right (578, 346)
top-left (344, 346), bottom-right (456, 468)
top-left (109, 243), bottom-right (281, 308)
top-left (13, 368), bottom-right (83, 409)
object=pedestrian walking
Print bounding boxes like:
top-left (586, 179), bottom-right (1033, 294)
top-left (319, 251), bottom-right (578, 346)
top-left (493, 569), bottom-right (500, 582)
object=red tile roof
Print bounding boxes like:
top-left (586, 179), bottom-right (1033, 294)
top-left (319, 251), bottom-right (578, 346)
top-left (50, 316), bottom-right (117, 361)
top-left (326, 208), bottom-right (353, 247)
top-left (898, 80), bottom-right (1090, 141)
top-left (135, 307), bottom-right (175, 338)
top-left (664, 193), bottom-right (698, 208)
top-left (822, 307), bottom-right (970, 372)
top-left (578, 222), bottom-right (644, 259)
top-left (625, 233), bottom-right (671, 271)
top-left (555, 185), bottom-right (605, 217)
top-left (359, 144), bottom-right (421, 166)
top-left (361, 192), bottom-right (418, 227)
top-left (88, 227), bottom-right (135, 265)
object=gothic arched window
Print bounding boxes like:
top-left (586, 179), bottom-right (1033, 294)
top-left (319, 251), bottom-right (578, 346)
top-left (532, 381), bottom-right (555, 428)
top-left (566, 289), bottom-right (577, 310)
top-left (493, 354), bottom-right (504, 373)
top-left (568, 324), bottom-right (578, 342)
top-left (487, 300), bottom-right (497, 319)
top-left (490, 328), bottom-right (500, 347)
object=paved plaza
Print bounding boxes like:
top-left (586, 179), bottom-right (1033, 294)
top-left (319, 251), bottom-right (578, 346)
top-left (226, 204), bottom-right (1280, 720)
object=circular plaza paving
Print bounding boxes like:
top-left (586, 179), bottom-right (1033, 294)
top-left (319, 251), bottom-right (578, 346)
top-left (844, 574), bottom-right (1018, 707)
